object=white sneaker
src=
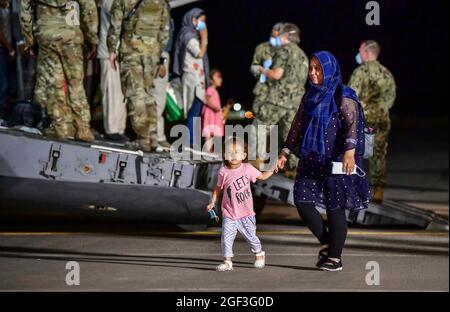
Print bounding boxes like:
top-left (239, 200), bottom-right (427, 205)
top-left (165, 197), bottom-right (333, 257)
top-left (216, 260), bottom-right (233, 272)
top-left (254, 251), bottom-right (266, 269)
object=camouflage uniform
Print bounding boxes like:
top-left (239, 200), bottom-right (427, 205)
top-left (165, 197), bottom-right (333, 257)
top-left (20, 0), bottom-right (99, 141)
top-left (108, 0), bottom-right (170, 151)
top-left (349, 60), bottom-right (397, 187)
top-left (253, 42), bottom-right (309, 169)
top-left (250, 42), bottom-right (276, 115)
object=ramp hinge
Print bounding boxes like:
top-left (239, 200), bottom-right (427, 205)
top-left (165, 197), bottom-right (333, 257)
top-left (112, 155), bottom-right (129, 183)
top-left (44, 144), bottom-right (63, 178)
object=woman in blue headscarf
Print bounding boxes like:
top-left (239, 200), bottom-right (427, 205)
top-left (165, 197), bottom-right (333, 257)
top-left (173, 8), bottom-right (210, 146)
top-left (277, 51), bottom-right (370, 272)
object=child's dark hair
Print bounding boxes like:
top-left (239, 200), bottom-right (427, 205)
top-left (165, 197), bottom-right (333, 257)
top-left (223, 136), bottom-right (249, 167)
top-left (209, 69), bottom-right (222, 83)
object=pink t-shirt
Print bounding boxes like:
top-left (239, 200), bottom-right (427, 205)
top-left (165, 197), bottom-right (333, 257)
top-left (217, 163), bottom-right (262, 220)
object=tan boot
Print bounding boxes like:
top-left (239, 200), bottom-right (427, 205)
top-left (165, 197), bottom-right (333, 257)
top-left (158, 141), bottom-right (171, 149)
top-left (75, 128), bottom-right (95, 143)
top-left (42, 125), bottom-right (75, 140)
top-left (372, 186), bottom-right (384, 203)
top-left (67, 126), bottom-right (76, 140)
top-left (127, 138), bottom-right (153, 153)
top-left (150, 134), bottom-right (159, 152)
top-left (43, 127), bottom-right (63, 140)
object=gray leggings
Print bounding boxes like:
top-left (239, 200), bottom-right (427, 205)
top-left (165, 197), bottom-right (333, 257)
top-left (221, 216), bottom-right (262, 258)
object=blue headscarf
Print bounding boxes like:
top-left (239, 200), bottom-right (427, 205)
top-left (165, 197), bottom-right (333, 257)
top-left (301, 51), bottom-right (342, 155)
top-left (173, 8), bottom-right (210, 83)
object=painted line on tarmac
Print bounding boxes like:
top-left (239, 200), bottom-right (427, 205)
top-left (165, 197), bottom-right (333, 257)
top-left (123, 253), bottom-right (428, 258)
top-left (166, 230), bottom-right (449, 237)
top-left (0, 232), bottom-right (84, 236)
top-left (0, 252), bottom-right (429, 258)
top-left (0, 231), bottom-right (448, 237)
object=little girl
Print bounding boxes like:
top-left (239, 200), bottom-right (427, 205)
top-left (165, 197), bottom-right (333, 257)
top-left (202, 69), bottom-right (225, 153)
top-left (206, 137), bottom-right (274, 271)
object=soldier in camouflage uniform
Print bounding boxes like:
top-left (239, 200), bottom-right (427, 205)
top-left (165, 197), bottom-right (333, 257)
top-left (252, 23), bottom-right (309, 175)
top-left (250, 22), bottom-right (284, 116)
top-left (20, 0), bottom-right (99, 142)
top-left (108, 0), bottom-right (170, 152)
top-left (348, 40), bottom-right (397, 203)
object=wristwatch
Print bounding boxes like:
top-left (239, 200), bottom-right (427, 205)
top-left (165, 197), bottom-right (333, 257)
top-left (280, 148), bottom-right (291, 157)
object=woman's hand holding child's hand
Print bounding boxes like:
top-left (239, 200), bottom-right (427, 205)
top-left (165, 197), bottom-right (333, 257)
top-left (276, 154), bottom-right (288, 173)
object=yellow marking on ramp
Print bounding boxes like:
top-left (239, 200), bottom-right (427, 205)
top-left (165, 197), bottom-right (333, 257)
top-left (0, 232), bottom-right (82, 236)
top-left (172, 230), bottom-right (449, 237)
top-left (0, 231), bottom-right (447, 237)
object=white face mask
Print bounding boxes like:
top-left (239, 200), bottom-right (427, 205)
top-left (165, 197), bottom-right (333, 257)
top-left (355, 53), bottom-right (363, 65)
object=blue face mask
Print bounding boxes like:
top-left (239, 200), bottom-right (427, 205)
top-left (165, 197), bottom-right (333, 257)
top-left (196, 21), bottom-right (207, 31)
top-left (355, 53), bottom-right (363, 65)
top-left (269, 36), bottom-right (282, 47)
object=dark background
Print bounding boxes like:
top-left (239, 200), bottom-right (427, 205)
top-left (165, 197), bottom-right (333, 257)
top-left (170, 0), bottom-right (449, 118)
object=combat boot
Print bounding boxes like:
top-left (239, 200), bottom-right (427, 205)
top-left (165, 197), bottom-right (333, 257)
top-left (127, 138), bottom-right (153, 153)
top-left (158, 140), bottom-right (172, 149)
top-left (67, 126), bottom-right (76, 140)
top-left (76, 128), bottom-right (96, 143)
top-left (372, 186), bottom-right (384, 203)
top-left (43, 126), bottom-right (69, 141)
top-left (149, 131), bottom-right (159, 153)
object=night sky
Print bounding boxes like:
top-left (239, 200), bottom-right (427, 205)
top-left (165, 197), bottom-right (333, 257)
top-left (170, 0), bottom-right (449, 118)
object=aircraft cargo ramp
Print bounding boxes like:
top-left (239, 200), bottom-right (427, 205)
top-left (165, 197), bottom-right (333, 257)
top-left (254, 173), bottom-right (449, 230)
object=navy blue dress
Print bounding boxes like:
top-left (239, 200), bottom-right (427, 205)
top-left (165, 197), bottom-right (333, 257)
top-left (284, 97), bottom-right (371, 211)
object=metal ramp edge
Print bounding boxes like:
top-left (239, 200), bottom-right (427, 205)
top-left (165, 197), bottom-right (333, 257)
top-left (254, 174), bottom-right (449, 230)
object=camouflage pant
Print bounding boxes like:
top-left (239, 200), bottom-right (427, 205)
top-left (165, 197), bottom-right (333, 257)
top-left (252, 103), bottom-right (298, 169)
top-left (120, 53), bottom-right (158, 143)
top-left (34, 43), bottom-right (91, 137)
top-left (252, 83), bottom-right (269, 116)
top-left (367, 116), bottom-right (391, 187)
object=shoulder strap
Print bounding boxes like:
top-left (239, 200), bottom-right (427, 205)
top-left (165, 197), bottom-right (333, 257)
top-left (125, 0), bottom-right (145, 21)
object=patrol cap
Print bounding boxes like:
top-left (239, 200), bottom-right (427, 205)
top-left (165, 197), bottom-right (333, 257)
top-left (281, 23), bottom-right (301, 44)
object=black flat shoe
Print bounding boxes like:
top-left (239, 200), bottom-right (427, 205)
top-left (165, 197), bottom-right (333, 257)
top-left (107, 133), bottom-right (130, 144)
top-left (316, 248), bottom-right (329, 267)
top-left (317, 258), bottom-right (343, 272)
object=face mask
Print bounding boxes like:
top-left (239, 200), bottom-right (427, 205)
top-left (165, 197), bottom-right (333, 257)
top-left (332, 162), bottom-right (366, 177)
top-left (355, 53), bottom-right (363, 65)
top-left (196, 21), bottom-right (207, 31)
top-left (270, 36), bottom-right (282, 47)
top-left (276, 37), bottom-right (283, 46)
top-left (269, 37), bottom-right (278, 47)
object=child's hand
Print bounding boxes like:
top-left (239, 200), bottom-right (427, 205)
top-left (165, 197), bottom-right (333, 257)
top-left (206, 202), bottom-right (215, 212)
top-left (276, 154), bottom-right (288, 172)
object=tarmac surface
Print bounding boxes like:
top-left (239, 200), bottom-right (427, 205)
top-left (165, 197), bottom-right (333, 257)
top-left (0, 222), bottom-right (448, 292)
